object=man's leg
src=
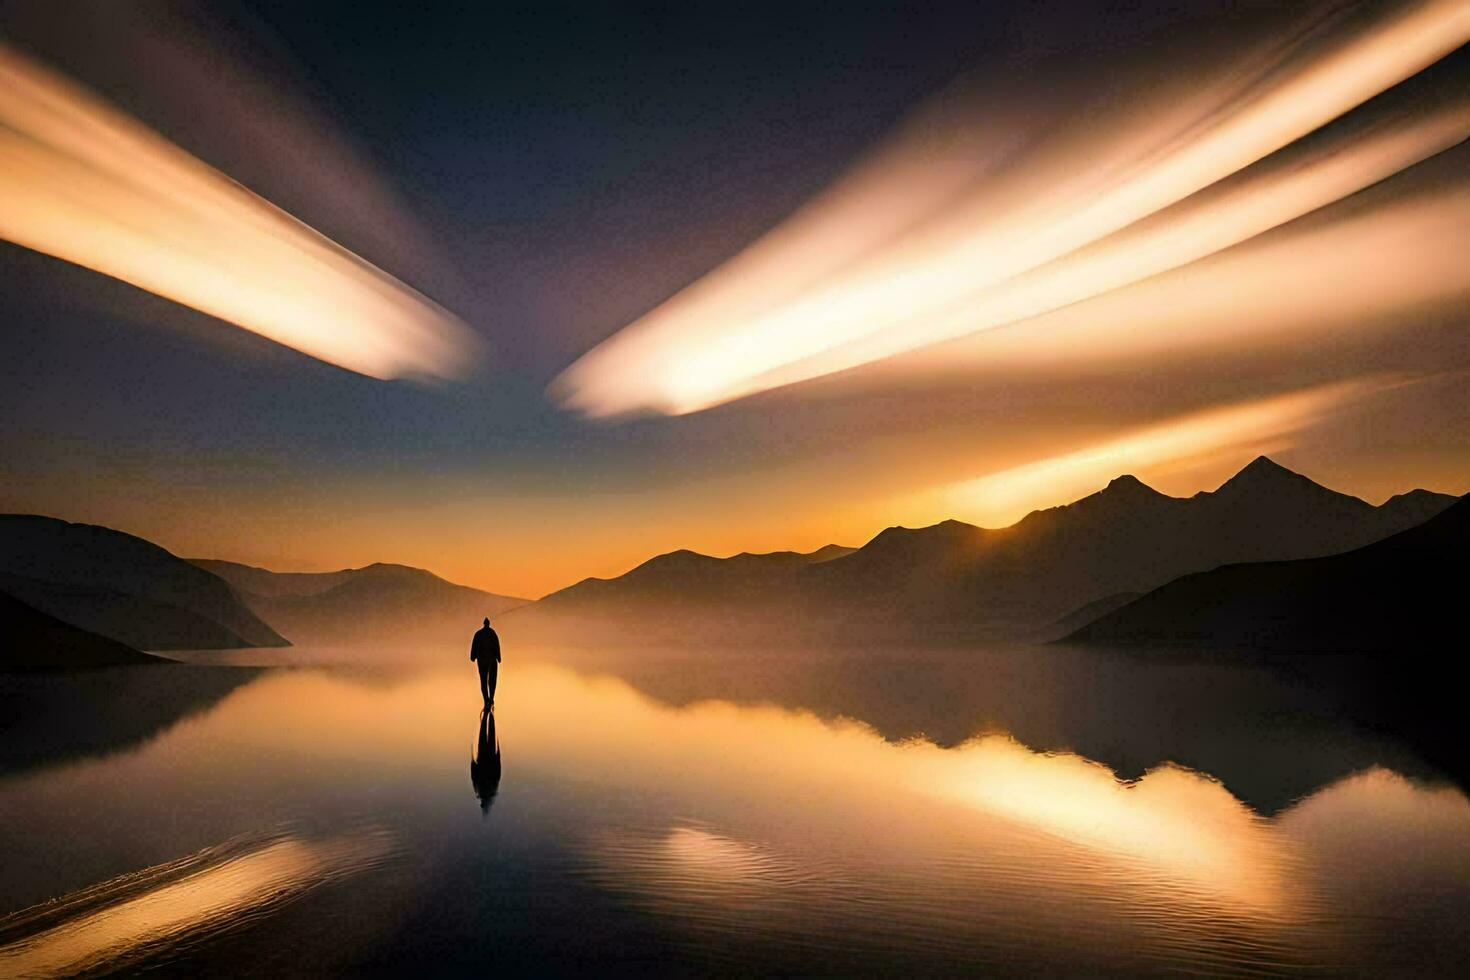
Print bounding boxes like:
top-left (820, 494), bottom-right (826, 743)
top-left (479, 666), bottom-right (491, 704)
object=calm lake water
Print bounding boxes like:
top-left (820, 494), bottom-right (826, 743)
top-left (2, 645), bottom-right (1468, 977)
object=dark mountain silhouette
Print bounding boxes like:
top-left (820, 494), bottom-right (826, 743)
top-left (536, 543), bottom-right (857, 611)
top-left (194, 559), bottom-right (527, 646)
top-left (189, 559), bottom-right (359, 598)
top-left (2, 591), bottom-right (167, 669)
top-left (503, 457), bottom-right (1457, 644)
top-left (1375, 487), bottom-right (1461, 527)
top-left (1066, 493), bottom-right (1468, 652)
top-left (804, 544), bottom-right (860, 563)
top-left (1047, 591), bottom-right (1143, 639)
top-left (797, 457), bottom-right (1454, 635)
top-left (0, 516), bottom-right (287, 650)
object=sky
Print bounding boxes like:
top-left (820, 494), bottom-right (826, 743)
top-left (1, 1), bottom-right (1468, 598)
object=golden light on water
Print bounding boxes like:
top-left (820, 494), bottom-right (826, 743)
top-left (555, 1), bottom-right (1470, 417)
top-left (180, 665), bottom-right (1411, 920)
top-left (0, 831), bottom-right (392, 978)
top-left (7, 663), bottom-right (1468, 970)
top-left (0, 44), bottom-right (479, 381)
top-left (915, 741), bottom-right (1289, 913)
top-left (514, 670), bottom-right (1295, 915)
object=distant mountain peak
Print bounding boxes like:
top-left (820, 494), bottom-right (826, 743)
top-left (1069, 473), bottom-right (1167, 511)
top-left (667, 548), bottom-right (708, 561)
top-left (358, 561), bottom-right (435, 577)
top-left (872, 519), bottom-right (978, 541)
top-left (1211, 455), bottom-right (1321, 497)
top-left (804, 543), bottom-right (857, 564)
top-left (1384, 488), bottom-right (1451, 505)
top-left (344, 562), bottom-right (450, 586)
top-left (1222, 454), bottom-right (1299, 486)
top-left (1376, 487), bottom-right (1459, 526)
top-left (1208, 455), bottom-right (1376, 513)
top-left (634, 549), bottom-right (713, 573)
top-left (1103, 473), bottom-right (1158, 494)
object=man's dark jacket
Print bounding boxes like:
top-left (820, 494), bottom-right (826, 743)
top-left (471, 626), bottom-right (501, 666)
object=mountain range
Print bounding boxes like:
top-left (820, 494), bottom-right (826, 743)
top-left (193, 559), bottom-right (527, 647)
top-left (1066, 493), bottom-right (1466, 651)
top-left (503, 457), bottom-right (1458, 645)
top-left (0, 515), bottom-right (287, 651)
top-left (4, 457), bottom-right (1459, 664)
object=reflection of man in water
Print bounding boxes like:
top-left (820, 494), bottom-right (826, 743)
top-left (470, 616), bottom-right (501, 706)
top-left (470, 708), bottom-right (501, 813)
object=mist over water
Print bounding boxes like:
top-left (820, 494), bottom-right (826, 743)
top-left (2, 644), bottom-right (1467, 976)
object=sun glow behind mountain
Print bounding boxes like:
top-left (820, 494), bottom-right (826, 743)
top-left (555, 1), bottom-right (1470, 418)
top-left (915, 379), bottom-right (1391, 529)
top-left (0, 43), bottom-right (479, 381)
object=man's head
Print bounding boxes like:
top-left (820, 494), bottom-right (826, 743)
top-left (483, 617), bottom-right (490, 628)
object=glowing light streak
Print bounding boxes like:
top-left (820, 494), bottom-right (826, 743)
top-left (0, 44), bottom-right (479, 380)
top-left (557, 1), bottom-right (1470, 416)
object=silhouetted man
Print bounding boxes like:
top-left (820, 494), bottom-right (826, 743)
top-left (470, 616), bottom-right (501, 706)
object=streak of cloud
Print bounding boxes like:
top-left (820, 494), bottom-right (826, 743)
top-left (556, 1), bottom-right (1470, 417)
top-left (0, 44), bottom-right (480, 381)
top-left (888, 174), bottom-right (1470, 378)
